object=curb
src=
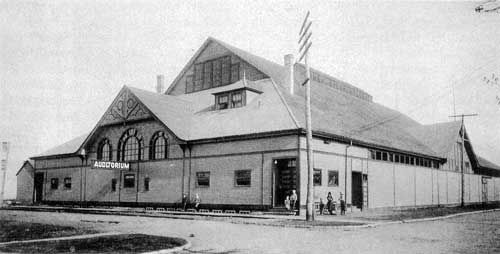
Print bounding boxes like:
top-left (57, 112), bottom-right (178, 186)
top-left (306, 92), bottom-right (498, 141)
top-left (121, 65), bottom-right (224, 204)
top-left (141, 240), bottom-right (191, 254)
top-left (0, 232), bottom-right (122, 246)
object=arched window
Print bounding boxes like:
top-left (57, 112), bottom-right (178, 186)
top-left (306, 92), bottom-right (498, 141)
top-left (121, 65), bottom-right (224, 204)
top-left (97, 139), bottom-right (112, 161)
top-left (150, 131), bottom-right (168, 160)
top-left (118, 128), bottom-right (143, 161)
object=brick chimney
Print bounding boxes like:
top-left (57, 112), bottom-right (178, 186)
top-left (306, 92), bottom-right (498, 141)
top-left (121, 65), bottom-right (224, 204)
top-left (284, 54), bottom-right (294, 94)
top-left (156, 75), bottom-right (165, 94)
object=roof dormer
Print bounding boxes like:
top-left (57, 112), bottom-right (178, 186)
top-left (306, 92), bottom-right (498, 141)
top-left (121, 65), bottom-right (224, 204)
top-left (212, 78), bottom-right (262, 110)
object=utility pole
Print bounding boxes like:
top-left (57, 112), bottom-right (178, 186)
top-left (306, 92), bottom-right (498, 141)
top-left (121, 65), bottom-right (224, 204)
top-left (0, 142), bottom-right (10, 207)
top-left (448, 114), bottom-right (478, 207)
top-left (298, 11), bottom-right (314, 221)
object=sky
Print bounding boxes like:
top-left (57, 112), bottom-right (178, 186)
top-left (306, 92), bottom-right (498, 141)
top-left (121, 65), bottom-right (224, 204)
top-left (1, 0), bottom-right (499, 199)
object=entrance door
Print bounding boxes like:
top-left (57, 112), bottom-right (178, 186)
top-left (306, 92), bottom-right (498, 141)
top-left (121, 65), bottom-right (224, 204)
top-left (352, 172), bottom-right (363, 209)
top-left (274, 158), bottom-right (297, 207)
top-left (482, 177), bottom-right (488, 203)
top-left (34, 173), bottom-right (44, 203)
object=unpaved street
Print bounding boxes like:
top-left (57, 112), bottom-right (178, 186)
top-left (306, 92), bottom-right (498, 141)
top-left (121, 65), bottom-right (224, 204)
top-left (1, 210), bottom-right (499, 253)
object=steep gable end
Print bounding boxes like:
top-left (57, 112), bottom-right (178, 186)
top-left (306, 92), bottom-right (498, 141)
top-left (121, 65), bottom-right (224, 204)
top-left (167, 38), bottom-right (268, 95)
top-left (100, 88), bottom-right (151, 126)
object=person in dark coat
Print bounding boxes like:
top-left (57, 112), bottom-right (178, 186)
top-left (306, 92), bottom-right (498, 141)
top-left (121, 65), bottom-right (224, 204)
top-left (182, 193), bottom-right (189, 211)
top-left (319, 198), bottom-right (325, 215)
top-left (327, 192), bottom-right (334, 215)
top-left (339, 192), bottom-right (346, 215)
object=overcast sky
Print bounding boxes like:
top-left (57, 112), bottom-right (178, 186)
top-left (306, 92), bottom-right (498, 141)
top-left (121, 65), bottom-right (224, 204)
top-left (1, 0), bottom-right (499, 199)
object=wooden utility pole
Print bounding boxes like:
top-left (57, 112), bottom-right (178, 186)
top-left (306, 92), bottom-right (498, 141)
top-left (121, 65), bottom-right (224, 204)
top-left (0, 142), bottom-right (10, 207)
top-left (298, 11), bottom-right (314, 221)
top-left (449, 113), bottom-right (478, 207)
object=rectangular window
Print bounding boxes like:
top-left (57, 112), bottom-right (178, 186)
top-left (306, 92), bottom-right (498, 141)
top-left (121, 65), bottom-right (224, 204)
top-left (382, 152), bottom-right (388, 161)
top-left (313, 169), bottom-right (322, 186)
top-left (231, 91), bottom-right (243, 108)
top-left (196, 172), bottom-right (210, 187)
top-left (235, 170), bottom-right (251, 187)
top-left (410, 157), bottom-right (415, 165)
top-left (328, 170), bottom-right (339, 187)
top-left (230, 63), bottom-right (240, 83)
top-left (389, 153), bottom-right (394, 162)
top-left (111, 179), bottom-right (117, 192)
top-left (213, 59), bottom-right (222, 87)
top-left (203, 61), bottom-right (213, 89)
top-left (64, 177), bottom-right (71, 189)
top-left (185, 75), bottom-right (194, 93)
top-left (405, 156), bottom-right (410, 164)
top-left (395, 154), bottom-right (400, 163)
top-left (376, 151), bottom-right (381, 160)
top-left (194, 63), bottom-right (203, 91)
top-left (217, 94), bottom-right (229, 109)
top-left (144, 177), bottom-right (150, 191)
top-left (50, 178), bottom-right (58, 190)
top-left (124, 174), bottom-right (135, 188)
top-left (370, 150), bottom-right (376, 160)
top-left (221, 56), bottom-right (231, 85)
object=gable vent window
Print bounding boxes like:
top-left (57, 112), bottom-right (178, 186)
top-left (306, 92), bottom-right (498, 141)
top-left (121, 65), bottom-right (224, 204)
top-left (188, 55), bottom-right (238, 93)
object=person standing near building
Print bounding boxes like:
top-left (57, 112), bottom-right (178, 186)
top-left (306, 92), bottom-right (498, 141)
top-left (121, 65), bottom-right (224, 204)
top-left (182, 193), bottom-right (188, 211)
top-left (327, 192), bottom-right (334, 215)
top-left (290, 190), bottom-right (297, 213)
top-left (194, 193), bottom-right (201, 211)
top-left (339, 192), bottom-right (346, 215)
top-left (284, 195), bottom-right (290, 211)
top-left (319, 198), bottom-right (325, 215)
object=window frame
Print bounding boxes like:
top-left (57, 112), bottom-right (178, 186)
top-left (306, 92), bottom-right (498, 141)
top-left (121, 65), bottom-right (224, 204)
top-left (118, 129), bottom-right (143, 162)
top-left (328, 170), bottom-right (339, 187)
top-left (111, 178), bottom-right (117, 192)
top-left (313, 169), bottom-right (322, 186)
top-left (144, 177), bottom-right (150, 191)
top-left (63, 177), bottom-right (72, 189)
top-left (97, 138), bottom-right (112, 161)
top-left (196, 171), bottom-right (210, 188)
top-left (123, 174), bottom-right (136, 188)
top-left (234, 170), bottom-right (251, 187)
top-left (150, 131), bottom-right (168, 160)
top-left (50, 178), bottom-right (59, 190)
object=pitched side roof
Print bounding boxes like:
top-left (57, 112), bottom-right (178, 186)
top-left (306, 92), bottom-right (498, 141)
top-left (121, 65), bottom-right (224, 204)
top-left (32, 134), bottom-right (88, 158)
top-left (406, 121), bottom-right (462, 157)
top-left (15, 160), bottom-right (34, 176)
top-left (477, 156), bottom-right (500, 177)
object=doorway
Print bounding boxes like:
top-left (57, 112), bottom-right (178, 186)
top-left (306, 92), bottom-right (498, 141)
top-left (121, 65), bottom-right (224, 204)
top-left (274, 158), bottom-right (297, 207)
top-left (352, 172), bottom-right (363, 209)
top-left (34, 173), bottom-right (44, 203)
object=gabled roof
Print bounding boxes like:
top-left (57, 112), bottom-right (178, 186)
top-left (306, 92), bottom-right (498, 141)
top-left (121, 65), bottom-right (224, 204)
top-left (33, 37), bottom-right (494, 162)
top-left (15, 160), bottom-right (34, 176)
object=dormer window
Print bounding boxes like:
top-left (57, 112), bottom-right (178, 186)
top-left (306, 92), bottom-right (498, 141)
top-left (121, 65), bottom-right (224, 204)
top-left (217, 94), bottom-right (229, 109)
top-left (231, 91), bottom-right (243, 108)
top-left (215, 90), bottom-right (245, 110)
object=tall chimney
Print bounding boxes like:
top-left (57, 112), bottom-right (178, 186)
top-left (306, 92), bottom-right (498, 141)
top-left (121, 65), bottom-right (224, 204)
top-left (156, 75), bottom-right (165, 94)
top-left (284, 54), bottom-right (294, 94)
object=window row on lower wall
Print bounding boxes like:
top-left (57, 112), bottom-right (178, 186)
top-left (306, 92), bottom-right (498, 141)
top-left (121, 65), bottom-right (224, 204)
top-left (195, 170), bottom-right (252, 188)
top-left (313, 169), bottom-right (339, 187)
top-left (369, 149), bottom-right (440, 169)
top-left (50, 177), bottom-right (72, 190)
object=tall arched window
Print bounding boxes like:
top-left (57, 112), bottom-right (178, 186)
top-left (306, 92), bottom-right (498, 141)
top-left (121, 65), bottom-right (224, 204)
top-left (150, 131), bottom-right (168, 160)
top-left (97, 138), bottom-right (112, 161)
top-left (118, 128), bottom-right (143, 161)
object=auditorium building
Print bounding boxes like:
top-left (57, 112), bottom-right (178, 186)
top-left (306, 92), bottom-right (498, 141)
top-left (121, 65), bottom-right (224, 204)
top-left (16, 37), bottom-right (500, 211)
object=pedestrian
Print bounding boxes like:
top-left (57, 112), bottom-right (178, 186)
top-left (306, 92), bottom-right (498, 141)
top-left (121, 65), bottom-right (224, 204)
top-left (182, 193), bottom-right (188, 211)
top-left (339, 192), bottom-right (346, 215)
top-left (290, 190), bottom-right (297, 213)
top-left (284, 195), bottom-right (291, 211)
top-left (194, 193), bottom-right (201, 211)
top-left (327, 192), bottom-right (334, 215)
top-left (319, 198), bottom-right (325, 215)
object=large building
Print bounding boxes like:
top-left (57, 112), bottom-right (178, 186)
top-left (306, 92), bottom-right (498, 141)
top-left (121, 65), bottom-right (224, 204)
top-left (17, 37), bottom-right (500, 211)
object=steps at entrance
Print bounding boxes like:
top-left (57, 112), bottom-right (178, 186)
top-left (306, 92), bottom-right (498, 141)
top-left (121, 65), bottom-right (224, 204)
top-left (264, 207), bottom-right (296, 216)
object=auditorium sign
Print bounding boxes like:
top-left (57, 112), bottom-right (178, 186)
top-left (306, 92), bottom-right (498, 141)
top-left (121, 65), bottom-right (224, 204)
top-left (91, 160), bottom-right (130, 170)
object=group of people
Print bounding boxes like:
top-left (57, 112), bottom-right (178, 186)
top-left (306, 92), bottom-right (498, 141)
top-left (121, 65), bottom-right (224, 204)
top-left (284, 190), bottom-right (298, 212)
top-left (181, 193), bottom-right (202, 211)
top-left (319, 192), bottom-right (346, 215)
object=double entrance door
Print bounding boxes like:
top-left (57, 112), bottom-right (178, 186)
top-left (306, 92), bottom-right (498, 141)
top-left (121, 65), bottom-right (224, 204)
top-left (274, 158), bottom-right (297, 207)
